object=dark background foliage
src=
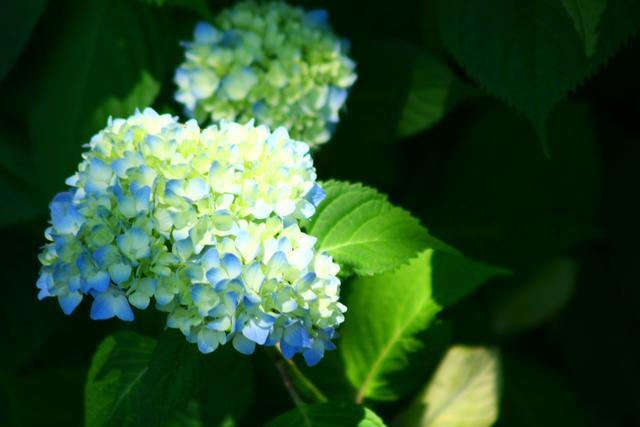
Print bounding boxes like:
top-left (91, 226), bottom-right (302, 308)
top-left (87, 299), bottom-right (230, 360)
top-left (1, 0), bottom-right (639, 425)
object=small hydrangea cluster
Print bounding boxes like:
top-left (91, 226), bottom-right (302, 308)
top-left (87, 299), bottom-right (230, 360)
top-left (174, 1), bottom-right (357, 148)
top-left (37, 108), bottom-right (345, 365)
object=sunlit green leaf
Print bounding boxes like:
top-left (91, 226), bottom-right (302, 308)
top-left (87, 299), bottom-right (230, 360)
top-left (265, 403), bottom-right (386, 427)
top-left (309, 181), bottom-right (445, 276)
top-left (398, 346), bottom-right (501, 427)
top-left (341, 251), bottom-right (445, 402)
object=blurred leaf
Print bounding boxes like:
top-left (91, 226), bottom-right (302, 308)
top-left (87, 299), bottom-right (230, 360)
top-left (141, 0), bottom-right (212, 19)
top-left (341, 251), bottom-right (446, 402)
top-left (562, 0), bottom-right (608, 57)
top-left (495, 354), bottom-right (586, 427)
top-left (395, 47), bottom-right (472, 138)
top-left (398, 346), bottom-right (501, 427)
top-left (431, 251), bottom-right (510, 307)
top-left (89, 71), bottom-right (160, 133)
top-left (491, 256), bottom-right (577, 335)
top-left (28, 0), bottom-right (174, 198)
top-left (334, 39), bottom-right (469, 146)
top-left (420, 103), bottom-right (601, 267)
top-left (0, 0), bottom-right (48, 82)
top-left (309, 180), bottom-right (445, 276)
top-left (166, 401), bottom-right (203, 427)
top-left (0, 127), bottom-right (46, 225)
top-left (265, 403), bottom-right (387, 427)
top-left (437, 0), bottom-right (639, 147)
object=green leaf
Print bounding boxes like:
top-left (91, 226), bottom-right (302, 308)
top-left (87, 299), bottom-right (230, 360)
top-left (393, 44), bottom-right (473, 138)
top-left (562, 0), bottom-right (608, 57)
top-left (437, 0), bottom-right (640, 147)
top-left (341, 251), bottom-right (446, 402)
top-left (85, 332), bottom-right (157, 427)
top-left (309, 181), bottom-right (444, 276)
top-left (0, 119), bottom-right (46, 226)
top-left (491, 256), bottom-right (577, 335)
top-left (421, 102), bottom-right (601, 267)
top-left (431, 251), bottom-right (510, 308)
top-left (85, 331), bottom-right (252, 427)
top-left (89, 71), bottom-right (160, 134)
top-left (331, 39), bottom-right (470, 146)
top-left (85, 331), bottom-right (199, 427)
top-left (340, 248), bottom-right (505, 402)
top-left (398, 346), bottom-right (501, 427)
top-left (265, 403), bottom-right (387, 427)
top-left (0, 0), bottom-right (49, 82)
top-left (141, 0), bottom-right (213, 19)
top-left (28, 0), bottom-right (175, 198)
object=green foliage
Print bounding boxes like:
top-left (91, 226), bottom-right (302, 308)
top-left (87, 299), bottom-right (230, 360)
top-left (490, 257), bottom-right (577, 335)
top-left (2, 0), bottom-right (639, 425)
top-left (308, 181), bottom-right (446, 276)
top-left (341, 250), bottom-right (503, 402)
top-left (396, 49), bottom-right (473, 138)
top-left (562, 0), bottom-right (608, 57)
top-left (0, 128), bottom-right (45, 225)
top-left (0, 0), bottom-right (48, 82)
top-left (265, 403), bottom-right (387, 427)
top-left (398, 346), bottom-right (501, 427)
top-left (437, 0), bottom-right (639, 147)
top-left (422, 103), bottom-right (601, 267)
top-left (28, 0), bottom-right (177, 198)
top-left (85, 331), bottom-right (252, 427)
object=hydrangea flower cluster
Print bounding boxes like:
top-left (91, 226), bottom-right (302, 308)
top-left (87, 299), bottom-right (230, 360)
top-left (174, 1), bottom-right (357, 148)
top-left (36, 108), bottom-right (346, 366)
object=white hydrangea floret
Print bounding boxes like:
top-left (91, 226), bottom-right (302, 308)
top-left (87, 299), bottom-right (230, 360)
top-left (37, 108), bottom-right (345, 366)
top-left (174, 1), bottom-right (357, 148)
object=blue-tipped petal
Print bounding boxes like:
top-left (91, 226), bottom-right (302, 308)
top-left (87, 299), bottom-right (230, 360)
top-left (200, 247), bottom-right (220, 270)
top-left (86, 271), bottom-right (110, 292)
top-left (242, 262), bottom-right (264, 291)
top-left (221, 253), bottom-right (242, 278)
top-left (304, 183), bottom-right (325, 207)
top-left (36, 273), bottom-right (53, 300)
top-left (194, 22), bottom-right (221, 44)
top-left (305, 9), bottom-right (329, 26)
top-left (58, 292), bottom-right (82, 315)
top-left (284, 323), bottom-right (312, 348)
top-left (197, 329), bottom-right (221, 353)
top-left (302, 340), bottom-right (325, 366)
top-left (208, 317), bottom-right (231, 331)
top-left (233, 334), bottom-right (256, 355)
top-left (50, 191), bottom-right (83, 234)
top-left (206, 268), bottom-right (226, 287)
top-left (268, 251), bottom-right (289, 275)
top-left (280, 341), bottom-right (298, 359)
top-left (109, 263), bottom-right (132, 285)
top-left (242, 319), bottom-right (270, 345)
top-left (90, 290), bottom-right (134, 321)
